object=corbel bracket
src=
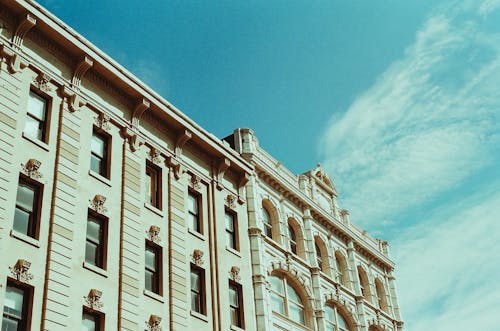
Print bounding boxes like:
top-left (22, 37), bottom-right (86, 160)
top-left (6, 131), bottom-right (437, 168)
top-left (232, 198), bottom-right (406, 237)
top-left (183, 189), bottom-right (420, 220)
top-left (175, 129), bottom-right (192, 157)
top-left (0, 44), bottom-right (28, 73)
top-left (71, 56), bottom-right (93, 87)
top-left (132, 98), bottom-right (150, 127)
top-left (121, 126), bottom-right (141, 152)
top-left (215, 158), bottom-right (230, 191)
top-left (237, 173), bottom-right (249, 204)
top-left (60, 85), bottom-right (86, 112)
top-left (166, 156), bottom-right (184, 180)
top-left (12, 14), bottom-right (36, 47)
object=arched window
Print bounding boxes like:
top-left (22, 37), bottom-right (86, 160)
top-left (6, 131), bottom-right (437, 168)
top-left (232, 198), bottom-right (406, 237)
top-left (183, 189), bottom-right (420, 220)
top-left (269, 275), bottom-right (306, 325)
top-left (262, 206), bottom-right (273, 238)
top-left (287, 218), bottom-right (305, 258)
top-left (315, 242), bottom-right (323, 270)
top-left (357, 266), bottom-right (371, 302)
top-left (375, 278), bottom-right (388, 312)
top-left (261, 200), bottom-right (280, 243)
top-left (325, 305), bottom-right (350, 331)
top-left (288, 224), bottom-right (298, 255)
top-left (334, 251), bottom-right (349, 287)
top-left (314, 236), bottom-right (330, 275)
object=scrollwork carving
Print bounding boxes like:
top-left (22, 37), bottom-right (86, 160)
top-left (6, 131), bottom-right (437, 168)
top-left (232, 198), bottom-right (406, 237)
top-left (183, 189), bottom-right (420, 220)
top-left (21, 159), bottom-right (42, 180)
top-left (191, 249), bottom-right (204, 267)
top-left (226, 194), bottom-right (236, 209)
top-left (145, 314), bottom-right (162, 331)
top-left (83, 289), bottom-right (103, 310)
top-left (9, 259), bottom-right (33, 283)
top-left (146, 225), bottom-right (161, 244)
top-left (89, 194), bottom-right (107, 214)
top-left (94, 112), bottom-right (111, 131)
top-left (32, 72), bottom-right (52, 92)
top-left (229, 266), bottom-right (241, 283)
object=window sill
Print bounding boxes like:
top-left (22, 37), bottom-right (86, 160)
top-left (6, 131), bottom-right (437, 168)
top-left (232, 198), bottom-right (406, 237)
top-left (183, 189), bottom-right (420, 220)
top-left (226, 246), bottom-right (241, 257)
top-left (10, 230), bottom-right (40, 248)
top-left (22, 132), bottom-right (50, 151)
top-left (144, 203), bottom-right (163, 217)
top-left (190, 310), bottom-right (208, 322)
top-left (83, 262), bottom-right (108, 278)
top-left (188, 228), bottom-right (205, 241)
top-left (230, 325), bottom-right (245, 331)
top-left (89, 170), bottom-right (111, 186)
top-left (143, 289), bottom-right (164, 303)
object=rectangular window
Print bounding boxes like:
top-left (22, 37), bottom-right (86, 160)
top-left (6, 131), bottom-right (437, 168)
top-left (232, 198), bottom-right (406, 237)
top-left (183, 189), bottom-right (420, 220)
top-left (85, 211), bottom-right (108, 269)
top-left (82, 307), bottom-right (104, 331)
top-left (229, 281), bottom-right (244, 328)
top-left (90, 129), bottom-right (110, 178)
top-left (13, 174), bottom-right (43, 239)
top-left (187, 191), bottom-right (201, 233)
top-left (24, 91), bottom-right (48, 142)
top-left (190, 264), bottom-right (205, 315)
top-left (145, 161), bottom-right (162, 209)
top-left (2, 280), bottom-right (32, 331)
top-left (225, 210), bottom-right (238, 250)
top-left (145, 241), bottom-right (162, 295)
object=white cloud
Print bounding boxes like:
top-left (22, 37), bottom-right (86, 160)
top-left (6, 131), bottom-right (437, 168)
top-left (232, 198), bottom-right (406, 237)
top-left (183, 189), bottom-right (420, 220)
top-left (478, 0), bottom-right (500, 17)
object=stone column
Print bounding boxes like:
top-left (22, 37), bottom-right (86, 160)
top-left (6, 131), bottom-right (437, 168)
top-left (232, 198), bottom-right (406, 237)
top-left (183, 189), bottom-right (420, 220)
top-left (346, 241), bottom-right (367, 330)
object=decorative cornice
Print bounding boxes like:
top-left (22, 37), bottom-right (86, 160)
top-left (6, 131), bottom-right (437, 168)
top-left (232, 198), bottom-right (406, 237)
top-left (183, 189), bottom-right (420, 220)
top-left (132, 98), bottom-right (150, 127)
top-left (72, 56), bottom-right (93, 87)
top-left (216, 158), bottom-right (230, 191)
top-left (121, 126), bottom-right (141, 152)
top-left (175, 129), bottom-right (192, 157)
top-left (166, 156), bottom-right (184, 180)
top-left (237, 173), bottom-right (249, 204)
top-left (12, 13), bottom-right (36, 48)
top-left (60, 85), bottom-right (86, 112)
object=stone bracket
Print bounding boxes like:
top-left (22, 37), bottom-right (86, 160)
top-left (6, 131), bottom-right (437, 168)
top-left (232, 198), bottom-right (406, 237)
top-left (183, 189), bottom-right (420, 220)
top-left (175, 129), bottom-right (192, 157)
top-left (132, 98), bottom-right (150, 127)
top-left (71, 55), bottom-right (93, 87)
top-left (215, 158), bottom-right (230, 191)
top-left (12, 13), bottom-right (36, 47)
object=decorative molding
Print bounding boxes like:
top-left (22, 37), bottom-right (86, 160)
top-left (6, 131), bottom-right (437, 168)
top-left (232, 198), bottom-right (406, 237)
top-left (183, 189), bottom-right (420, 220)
top-left (190, 174), bottom-right (201, 190)
top-left (0, 44), bottom-right (27, 73)
top-left (248, 227), bottom-right (263, 237)
top-left (191, 249), bottom-right (204, 267)
top-left (94, 112), bottom-right (111, 131)
top-left (267, 260), bottom-right (313, 297)
top-left (215, 158), bottom-right (230, 190)
top-left (148, 147), bottom-right (162, 165)
top-left (32, 72), bottom-right (52, 92)
top-left (89, 194), bottom-right (107, 214)
top-left (83, 289), bottom-right (103, 310)
top-left (21, 158), bottom-right (42, 180)
top-left (12, 14), bottom-right (36, 47)
top-left (166, 156), bottom-right (184, 180)
top-left (9, 259), bottom-right (33, 283)
top-left (145, 314), bottom-right (162, 331)
top-left (72, 56), bottom-right (93, 87)
top-left (132, 98), bottom-right (150, 127)
top-left (229, 266), bottom-right (241, 283)
top-left (174, 129), bottom-right (192, 157)
top-left (121, 126), bottom-right (141, 152)
top-left (237, 173), bottom-right (249, 204)
top-left (225, 194), bottom-right (236, 209)
top-left (60, 85), bottom-right (86, 112)
top-left (146, 225), bottom-right (161, 244)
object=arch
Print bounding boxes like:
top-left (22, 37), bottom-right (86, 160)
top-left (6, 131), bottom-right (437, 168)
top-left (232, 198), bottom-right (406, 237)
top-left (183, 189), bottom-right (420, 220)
top-left (368, 325), bottom-right (385, 331)
top-left (357, 266), bottom-right (371, 302)
top-left (374, 278), bottom-right (389, 312)
top-left (324, 300), bottom-right (356, 331)
top-left (261, 198), bottom-right (281, 243)
top-left (314, 236), bottom-right (331, 276)
top-left (287, 217), bottom-right (306, 259)
top-left (334, 251), bottom-right (349, 288)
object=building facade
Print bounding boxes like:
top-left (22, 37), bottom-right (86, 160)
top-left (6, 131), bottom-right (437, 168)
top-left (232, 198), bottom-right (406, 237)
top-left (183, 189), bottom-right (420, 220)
top-left (0, 1), bottom-right (403, 330)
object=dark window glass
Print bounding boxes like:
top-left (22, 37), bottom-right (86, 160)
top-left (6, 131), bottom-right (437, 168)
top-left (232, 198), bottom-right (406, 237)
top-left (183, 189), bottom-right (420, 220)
top-left (187, 191), bottom-right (201, 233)
top-left (90, 130), bottom-right (109, 177)
top-left (145, 161), bottom-right (161, 209)
top-left (288, 224), bottom-right (297, 254)
top-left (225, 210), bottom-right (237, 250)
top-left (262, 207), bottom-right (273, 238)
top-left (82, 309), bottom-right (102, 331)
top-left (24, 91), bottom-right (48, 142)
top-left (315, 242), bottom-right (323, 271)
top-left (190, 265), bottom-right (205, 315)
top-left (2, 281), bottom-right (31, 331)
top-left (145, 241), bottom-right (161, 294)
top-left (13, 175), bottom-right (42, 239)
top-left (85, 213), bottom-right (107, 269)
top-left (229, 281), bottom-right (244, 328)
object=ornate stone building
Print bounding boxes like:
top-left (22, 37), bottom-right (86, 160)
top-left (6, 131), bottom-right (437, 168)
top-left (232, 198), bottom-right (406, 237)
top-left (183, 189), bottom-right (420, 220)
top-left (0, 1), bottom-right (403, 330)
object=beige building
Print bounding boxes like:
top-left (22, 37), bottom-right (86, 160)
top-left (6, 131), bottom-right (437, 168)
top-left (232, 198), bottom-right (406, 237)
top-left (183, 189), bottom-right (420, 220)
top-left (0, 1), bottom-right (403, 331)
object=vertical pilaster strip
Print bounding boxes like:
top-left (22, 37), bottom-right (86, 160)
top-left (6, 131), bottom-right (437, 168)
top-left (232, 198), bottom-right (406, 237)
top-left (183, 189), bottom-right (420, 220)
top-left (346, 241), bottom-right (367, 330)
top-left (387, 271), bottom-right (402, 321)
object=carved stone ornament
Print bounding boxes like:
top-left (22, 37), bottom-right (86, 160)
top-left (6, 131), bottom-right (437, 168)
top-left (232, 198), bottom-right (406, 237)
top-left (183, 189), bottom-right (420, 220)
top-left (226, 194), bottom-right (236, 209)
top-left (191, 249), bottom-right (204, 267)
top-left (89, 194), bottom-right (107, 214)
top-left (229, 266), bottom-right (241, 283)
top-left (84, 289), bottom-right (104, 310)
top-left (148, 147), bottom-right (162, 164)
top-left (94, 112), bottom-right (111, 131)
top-left (166, 156), bottom-right (184, 180)
top-left (9, 259), bottom-right (33, 283)
top-left (32, 72), bottom-right (52, 92)
top-left (21, 158), bottom-right (42, 180)
top-left (146, 225), bottom-right (161, 244)
top-left (190, 174), bottom-right (201, 190)
top-left (145, 314), bottom-right (162, 331)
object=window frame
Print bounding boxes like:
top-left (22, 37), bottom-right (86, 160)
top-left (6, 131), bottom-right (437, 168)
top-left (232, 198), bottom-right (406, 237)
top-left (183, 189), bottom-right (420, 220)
top-left (145, 160), bottom-right (162, 209)
top-left (187, 190), bottom-right (202, 234)
top-left (145, 240), bottom-right (162, 295)
top-left (90, 127), bottom-right (111, 179)
top-left (24, 89), bottom-right (51, 143)
top-left (229, 280), bottom-right (244, 328)
top-left (261, 206), bottom-right (273, 238)
top-left (82, 306), bottom-right (105, 331)
top-left (288, 224), bottom-right (297, 255)
top-left (325, 304), bottom-right (350, 331)
top-left (190, 263), bottom-right (206, 315)
top-left (224, 208), bottom-right (239, 251)
top-left (85, 209), bottom-right (108, 270)
top-left (2, 278), bottom-right (34, 331)
top-left (269, 275), bottom-right (306, 326)
top-left (13, 173), bottom-right (43, 239)
top-left (315, 242), bottom-right (323, 271)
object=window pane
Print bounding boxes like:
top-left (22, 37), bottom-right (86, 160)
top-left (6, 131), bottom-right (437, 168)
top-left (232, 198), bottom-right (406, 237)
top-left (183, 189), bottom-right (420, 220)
top-left (145, 270), bottom-right (154, 292)
top-left (13, 208), bottom-right (30, 235)
top-left (82, 313), bottom-right (96, 331)
top-left (226, 231), bottom-right (235, 249)
top-left (91, 134), bottom-right (105, 157)
top-left (24, 116), bottom-right (43, 140)
top-left (85, 242), bottom-right (98, 265)
top-left (264, 223), bottom-right (272, 237)
top-left (229, 286), bottom-right (238, 306)
top-left (325, 306), bottom-right (334, 322)
top-left (191, 291), bottom-right (200, 312)
top-left (337, 313), bottom-right (348, 329)
top-left (262, 208), bottom-right (270, 222)
top-left (28, 92), bottom-right (46, 120)
top-left (225, 213), bottom-right (234, 231)
top-left (190, 270), bottom-right (200, 291)
top-left (145, 172), bottom-right (152, 203)
top-left (270, 294), bottom-right (285, 314)
top-left (187, 193), bottom-right (198, 213)
top-left (2, 318), bottom-right (19, 330)
top-left (90, 155), bottom-right (102, 174)
top-left (86, 218), bottom-right (101, 243)
top-left (269, 276), bottom-right (284, 293)
top-left (288, 303), bottom-right (305, 325)
top-left (188, 214), bottom-right (199, 232)
top-left (230, 307), bottom-right (238, 325)
top-left (4, 286), bottom-right (24, 318)
top-left (288, 225), bottom-right (296, 241)
top-left (145, 249), bottom-right (156, 270)
top-left (286, 284), bottom-right (302, 305)
top-left (16, 184), bottom-right (35, 212)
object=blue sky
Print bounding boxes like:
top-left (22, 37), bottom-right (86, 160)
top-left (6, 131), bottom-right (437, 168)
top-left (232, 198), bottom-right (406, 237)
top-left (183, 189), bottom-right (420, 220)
top-left (38, 0), bottom-right (500, 330)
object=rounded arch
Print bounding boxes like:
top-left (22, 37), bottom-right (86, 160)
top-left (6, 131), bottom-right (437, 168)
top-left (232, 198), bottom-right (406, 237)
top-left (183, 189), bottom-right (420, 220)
top-left (314, 236), bottom-right (331, 276)
top-left (334, 250), bottom-right (350, 288)
top-left (287, 217), bottom-right (306, 259)
top-left (324, 300), bottom-right (357, 331)
top-left (261, 198), bottom-right (281, 243)
top-left (368, 325), bottom-right (385, 331)
top-left (357, 266), bottom-right (371, 302)
top-left (374, 277), bottom-right (389, 312)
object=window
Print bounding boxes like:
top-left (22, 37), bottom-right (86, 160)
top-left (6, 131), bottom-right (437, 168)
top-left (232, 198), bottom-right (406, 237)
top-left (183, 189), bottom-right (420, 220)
top-left (82, 308), bottom-right (104, 331)
top-left (288, 224), bottom-right (297, 255)
top-left (13, 174), bottom-right (43, 239)
top-left (315, 242), bottom-right (323, 271)
top-left (85, 211), bottom-right (108, 269)
top-left (2, 280), bottom-right (32, 331)
top-left (187, 191), bottom-right (201, 233)
top-left (325, 305), bottom-right (349, 331)
top-left (269, 275), bottom-right (305, 326)
top-left (229, 281), bottom-right (244, 328)
top-left (145, 161), bottom-right (162, 209)
top-left (334, 252), bottom-right (349, 287)
top-left (24, 91), bottom-right (48, 142)
top-left (357, 266), bottom-right (371, 301)
top-left (190, 264), bottom-right (205, 315)
top-left (262, 206), bottom-right (273, 238)
top-left (145, 241), bottom-right (162, 294)
top-left (375, 278), bottom-right (388, 312)
top-left (225, 210), bottom-right (238, 250)
top-left (90, 129), bottom-right (110, 178)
